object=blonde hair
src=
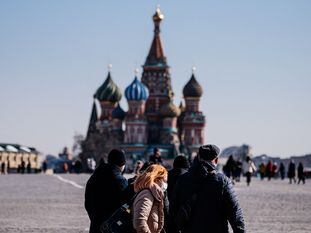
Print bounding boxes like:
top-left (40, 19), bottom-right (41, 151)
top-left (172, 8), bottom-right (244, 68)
top-left (134, 164), bottom-right (167, 192)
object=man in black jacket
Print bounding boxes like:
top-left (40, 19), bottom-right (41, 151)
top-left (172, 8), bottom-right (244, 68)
top-left (149, 147), bottom-right (163, 165)
top-left (167, 155), bottom-right (190, 203)
top-left (170, 145), bottom-right (245, 233)
top-left (85, 149), bottom-right (130, 233)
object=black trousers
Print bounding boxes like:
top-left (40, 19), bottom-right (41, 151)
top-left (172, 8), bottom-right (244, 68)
top-left (246, 172), bottom-right (252, 185)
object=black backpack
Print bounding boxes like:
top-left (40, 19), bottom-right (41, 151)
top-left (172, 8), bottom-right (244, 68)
top-left (100, 189), bottom-right (146, 233)
top-left (100, 202), bottom-right (136, 233)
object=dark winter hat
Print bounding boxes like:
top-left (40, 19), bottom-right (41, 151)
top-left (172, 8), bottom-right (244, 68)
top-left (153, 147), bottom-right (160, 154)
top-left (173, 155), bottom-right (190, 169)
top-left (198, 144), bottom-right (220, 161)
top-left (108, 149), bottom-right (126, 166)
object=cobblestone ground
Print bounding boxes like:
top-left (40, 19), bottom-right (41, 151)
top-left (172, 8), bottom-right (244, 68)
top-left (0, 174), bottom-right (310, 233)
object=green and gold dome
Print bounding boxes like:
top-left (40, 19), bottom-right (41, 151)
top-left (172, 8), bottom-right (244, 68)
top-left (94, 71), bottom-right (122, 103)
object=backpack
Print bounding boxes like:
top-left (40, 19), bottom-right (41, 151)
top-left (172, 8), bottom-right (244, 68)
top-left (100, 202), bottom-right (136, 233)
top-left (100, 190), bottom-right (145, 233)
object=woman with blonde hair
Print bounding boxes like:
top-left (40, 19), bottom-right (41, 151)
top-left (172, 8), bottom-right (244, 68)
top-left (133, 164), bottom-right (168, 233)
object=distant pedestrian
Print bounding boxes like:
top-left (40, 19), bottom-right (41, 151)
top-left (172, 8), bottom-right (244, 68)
top-left (42, 160), bottom-right (47, 173)
top-left (259, 163), bottom-right (266, 180)
top-left (243, 156), bottom-right (257, 186)
top-left (149, 147), bottom-right (163, 165)
top-left (234, 160), bottom-right (243, 182)
top-left (288, 160), bottom-right (296, 184)
top-left (21, 160), bottom-right (26, 174)
top-left (297, 162), bottom-right (305, 185)
top-left (133, 164), bottom-right (168, 233)
top-left (74, 160), bottom-right (82, 174)
top-left (63, 162), bottom-right (69, 173)
top-left (7, 160), bottom-right (11, 174)
top-left (27, 161), bottom-right (31, 174)
top-left (85, 149), bottom-right (131, 233)
top-left (1, 162), bottom-right (6, 174)
top-left (272, 162), bottom-right (278, 179)
top-left (223, 155), bottom-right (236, 180)
top-left (266, 160), bottom-right (273, 180)
top-left (279, 162), bottom-right (285, 180)
top-left (170, 144), bottom-right (245, 233)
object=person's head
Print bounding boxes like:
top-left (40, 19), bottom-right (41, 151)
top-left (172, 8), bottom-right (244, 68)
top-left (134, 160), bottom-right (143, 174)
top-left (108, 149), bottom-right (126, 172)
top-left (246, 156), bottom-right (251, 162)
top-left (139, 161), bottom-right (154, 173)
top-left (134, 164), bottom-right (168, 192)
top-left (173, 155), bottom-right (190, 170)
top-left (197, 144), bottom-right (220, 165)
top-left (153, 147), bottom-right (161, 157)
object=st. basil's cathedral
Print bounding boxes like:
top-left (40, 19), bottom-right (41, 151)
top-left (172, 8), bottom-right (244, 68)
top-left (82, 7), bottom-right (205, 162)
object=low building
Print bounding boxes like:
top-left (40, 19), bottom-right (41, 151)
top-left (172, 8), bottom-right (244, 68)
top-left (0, 143), bottom-right (40, 173)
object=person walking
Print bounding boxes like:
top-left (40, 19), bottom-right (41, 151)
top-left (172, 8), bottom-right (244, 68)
top-left (133, 164), bottom-right (168, 233)
top-left (234, 160), bottom-right (243, 182)
top-left (42, 160), bottom-right (47, 173)
top-left (288, 160), bottom-right (296, 184)
top-left (1, 162), bottom-right (6, 174)
top-left (21, 160), bottom-right (26, 174)
top-left (167, 155), bottom-right (190, 203)
top-left (266, 160), bottom-right (273, 181)
top-left (27, 161), bottom-right (31, 174)
top-left (85, 149), bottom-right (131, 233)
top-left (243, 156), bottom-right (257, 186)
top-left (272, 162), bottom-right (278, 179)
top-left (259, 162), bottom-right (266, 180)
top-left (170, 145), bottom-right (245, 233)
top-left (279, 162), bottom-right (285, 180)
top-left (223, 155), bottom-right (236, 180)
top-left (297, 162), bottom-right (305, 184)
top-left (149, 147), bottom-right (163, 165)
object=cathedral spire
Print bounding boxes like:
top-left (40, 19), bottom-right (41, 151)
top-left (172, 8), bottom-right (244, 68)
top-left (87, 100), bottom-right (98, 138)
top-left (145, 6), bottom-right (167, 66)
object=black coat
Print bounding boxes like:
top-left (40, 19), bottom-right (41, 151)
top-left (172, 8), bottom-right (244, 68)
top-left (167, 168), bottom-right (188, 203)
top-left (149, 155), bottom-right (163, 165)
top-left (85, 163), bottom-right (130, 233)
top-left (170, 160), bottom-right (245, 233)
top-left (288, 162), bottom-right (296, 178)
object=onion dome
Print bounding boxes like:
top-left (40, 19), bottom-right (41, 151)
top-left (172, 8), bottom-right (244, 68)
top-left (183, 70), bottom-right (203, 98)
top-left (94, 71), bottom-right (122, 103)
top-left (112, 104), bottom-right (126, 120)
top-left (160, 102), bottom-right (181, 118)
top-left (125, 76), bottom-right (149, 101)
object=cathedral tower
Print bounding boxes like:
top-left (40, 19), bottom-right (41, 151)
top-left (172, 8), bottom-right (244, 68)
top-left (141, 7), bottom-right (173, 143)
top-left (94, 68), bottom-right (122, 123)
top-left (124, 73), bottom-right (149, 144)
top-left (182, 68), bottom-right (206, 152)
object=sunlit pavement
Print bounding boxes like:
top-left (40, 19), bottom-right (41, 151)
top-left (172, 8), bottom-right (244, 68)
top-left (0, 174), bottom-right (310, 233)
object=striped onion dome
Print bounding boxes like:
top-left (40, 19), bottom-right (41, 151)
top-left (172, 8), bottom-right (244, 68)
top-left (94, 72), bottom-right (122, 103)
top-left (112, 104), bottom-right (126, 120)
top-left (183, 73), bottom-right (203, 98)
top-left (160, 101), bottom-right (181, 118)
top-left (125, 76), bottom-right (149, 101)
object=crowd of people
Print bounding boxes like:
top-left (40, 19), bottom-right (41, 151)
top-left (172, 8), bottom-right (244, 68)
top-left (223, 155), bottom-right (257, 186)
top-left (0, 159), bottom-right (35, 174)
top-left (223, 156), bottom-right (306, 185)
top-left (84, 145), bottom-right (246, 233)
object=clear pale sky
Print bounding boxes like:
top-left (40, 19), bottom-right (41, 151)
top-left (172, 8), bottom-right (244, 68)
top-left (0, 0), bottom-right (310, 157)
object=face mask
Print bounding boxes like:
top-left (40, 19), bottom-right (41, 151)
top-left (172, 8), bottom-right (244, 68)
top-left (161, 181), bottom-right (168, 192)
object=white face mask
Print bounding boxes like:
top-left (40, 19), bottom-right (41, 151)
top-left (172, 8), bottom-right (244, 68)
top-left (161, 181), bottom-right (168, 192)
